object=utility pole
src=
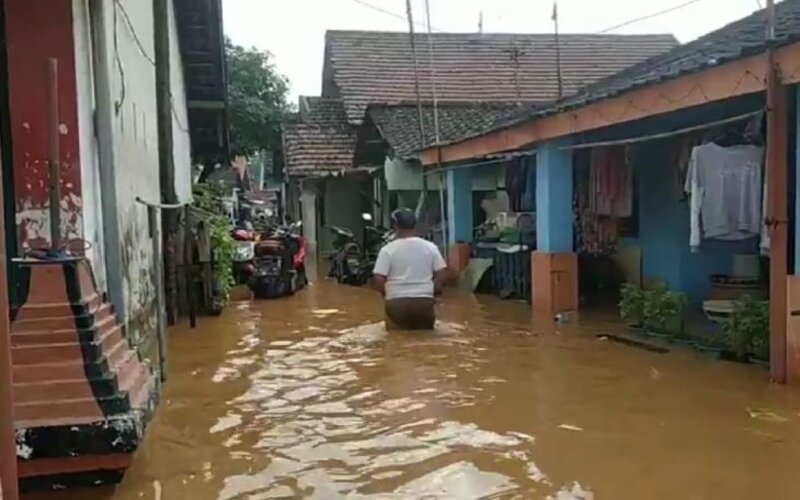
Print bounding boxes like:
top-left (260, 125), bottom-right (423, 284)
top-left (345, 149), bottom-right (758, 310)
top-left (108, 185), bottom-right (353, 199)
top-left (153, 0), bottom-right (179, 325)
top-left (405, 0), bottom-right (428, 219)
top-left (552, 1), bottom-right (564, 99)
top-left (478, 11), bottom-right (483, 33)
top-left (764, 0), bottom-right (788, 383)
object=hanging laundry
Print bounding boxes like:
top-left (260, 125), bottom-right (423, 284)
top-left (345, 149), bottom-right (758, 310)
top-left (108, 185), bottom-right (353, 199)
top-left (589, 146), bottom-right (632, 217)
top-left (684, 143), bottom-right (764, 252)
top-left (760, 165), bottom-right (770, 256)
top-left (505, 158), bottom-right (529, 212)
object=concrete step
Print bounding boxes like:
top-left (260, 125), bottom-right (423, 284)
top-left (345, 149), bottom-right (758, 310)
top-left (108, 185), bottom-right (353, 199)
top-left (14, 392), bottom-right (131, 422)
top-left (12, 349), bottom-right (136, 384)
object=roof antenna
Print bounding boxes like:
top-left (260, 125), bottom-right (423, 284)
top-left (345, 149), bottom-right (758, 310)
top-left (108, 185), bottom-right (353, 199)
top-left (478, 11), bottom-right (484, 33)
top-left (509, 44), bottom-right (523, 105)
top-left (552, 1), bottom-right (564, 98)
top-left (424, 0), bottom-right (439, 144)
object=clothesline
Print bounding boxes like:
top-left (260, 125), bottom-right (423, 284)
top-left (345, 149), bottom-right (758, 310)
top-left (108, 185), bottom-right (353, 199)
top-left (561, 109), bottom-right (765, 151)
top-left (422, 150), bottom-right (536, 176)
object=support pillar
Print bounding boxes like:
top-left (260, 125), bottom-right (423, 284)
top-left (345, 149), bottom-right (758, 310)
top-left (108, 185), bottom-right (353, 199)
top-left (446, 167), bottom-right (472, 274)
top-left (766, 57), bottom-right (789, 383)
top-left (788, 84), bottom-right (800, 383)
top-left (533, 141), bottom-right (578, 316)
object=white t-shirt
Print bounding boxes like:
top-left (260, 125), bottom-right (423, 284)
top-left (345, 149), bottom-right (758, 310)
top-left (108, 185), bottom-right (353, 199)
top-left (373, 237), bottom-right (447, 300)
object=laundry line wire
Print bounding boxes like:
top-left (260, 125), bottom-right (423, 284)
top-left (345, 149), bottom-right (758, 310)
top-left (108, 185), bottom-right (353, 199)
top-left (561, 109), bottom-right (764, 151)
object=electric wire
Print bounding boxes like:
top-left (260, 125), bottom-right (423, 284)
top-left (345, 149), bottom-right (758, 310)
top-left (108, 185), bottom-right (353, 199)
top-left (113, 0), bottom-right (190, 133)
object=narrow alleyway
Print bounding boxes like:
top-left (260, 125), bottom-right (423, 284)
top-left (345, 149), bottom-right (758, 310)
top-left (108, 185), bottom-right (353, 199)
top-left (25, 282), bottom-right (800, 499)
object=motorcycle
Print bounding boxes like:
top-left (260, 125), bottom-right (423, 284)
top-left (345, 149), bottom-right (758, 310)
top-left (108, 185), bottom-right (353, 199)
top-left (231, 225), bottom-right (256, 284)
top-left (328, 213), bottom-right (392, 286)
top-left (248, 221), bottom-right (308, 299)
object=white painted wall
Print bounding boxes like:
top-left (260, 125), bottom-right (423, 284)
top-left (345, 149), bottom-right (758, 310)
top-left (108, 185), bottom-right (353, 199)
top-left (384, 157), bottom-right (504, 191)
top-left (168, 0), bottom-right (192, 203)
top-left (73, 0), bottom-right (107, 290)
top-left (76, 0), bottom-right (192, 355)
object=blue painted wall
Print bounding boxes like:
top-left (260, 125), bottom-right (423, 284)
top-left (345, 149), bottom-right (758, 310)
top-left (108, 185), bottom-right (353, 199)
top-left (536, 141), bottom-right (573, 253)
top-left (447, 167), bottom-right (473, 243)
top-left (634, 142), bottom-right (758, 304)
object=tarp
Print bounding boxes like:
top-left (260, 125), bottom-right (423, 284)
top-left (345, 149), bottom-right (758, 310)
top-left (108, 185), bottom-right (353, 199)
top-left (460, 258), bottom-right (494, 292)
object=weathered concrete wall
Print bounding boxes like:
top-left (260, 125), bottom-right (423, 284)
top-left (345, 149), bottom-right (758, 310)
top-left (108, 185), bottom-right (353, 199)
top-left (168, 0), bottom-right (192, 204)
top-left (88, 0), bottom-right (191, 359)
top-left (5, 0), bottom-right (83, 252)
top-left (101, 0), bottom-right (160, 355)
top-left (73, 0), bottom-right (106, 289)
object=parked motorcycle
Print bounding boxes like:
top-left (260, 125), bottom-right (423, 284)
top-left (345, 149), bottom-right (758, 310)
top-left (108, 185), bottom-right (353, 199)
top-left (328, 213), bottom-right (392, 286)
top-left (248, 221), bottom-right (308, 299)
top-left (231, 225), bottom-right (256, 284)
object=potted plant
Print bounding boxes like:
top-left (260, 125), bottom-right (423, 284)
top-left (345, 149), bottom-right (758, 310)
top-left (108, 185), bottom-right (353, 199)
top-left (722, 297), bottom-right (769, 366)
top-left (618, 283), bottom-right (645, 328)
top-left (641, 287), bottom-right (687, 340)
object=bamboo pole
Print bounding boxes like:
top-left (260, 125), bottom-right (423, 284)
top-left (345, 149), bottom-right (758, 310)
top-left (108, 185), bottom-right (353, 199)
top-left (47, 59), bottom-right (61, 253)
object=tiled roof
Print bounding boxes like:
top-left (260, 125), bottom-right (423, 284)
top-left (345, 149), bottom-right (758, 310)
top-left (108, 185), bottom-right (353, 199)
top-left (299, 96), bottom-right (350, 126)
top-left (324, 30), bottom-right (678, 124)
top-left (449, 0), bottom-right (800, 144)
top-left (282, 124), bottom-right (355, 177)
top-left (368, 103), bottom-right (523, 159)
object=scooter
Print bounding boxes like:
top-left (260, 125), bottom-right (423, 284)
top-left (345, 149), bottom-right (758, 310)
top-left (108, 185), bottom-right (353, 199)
top-left (248, 221), bottom-right (308, 299)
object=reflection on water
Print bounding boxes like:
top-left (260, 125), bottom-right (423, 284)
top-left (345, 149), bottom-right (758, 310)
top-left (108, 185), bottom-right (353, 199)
top-left (24, 282), bottom-right (800, 499)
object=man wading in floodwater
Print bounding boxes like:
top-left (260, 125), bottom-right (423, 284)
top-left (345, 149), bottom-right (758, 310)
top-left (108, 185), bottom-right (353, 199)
top-left (373, 208), bottom-right (448, 330)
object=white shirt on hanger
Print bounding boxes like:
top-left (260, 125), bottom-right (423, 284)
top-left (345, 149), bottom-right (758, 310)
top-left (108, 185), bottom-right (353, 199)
top-left (684, 143), bottom-right (764, 251)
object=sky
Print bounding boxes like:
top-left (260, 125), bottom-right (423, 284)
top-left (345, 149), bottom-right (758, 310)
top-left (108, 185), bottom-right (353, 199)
top-left (222, 0), bottom-right (769, 102)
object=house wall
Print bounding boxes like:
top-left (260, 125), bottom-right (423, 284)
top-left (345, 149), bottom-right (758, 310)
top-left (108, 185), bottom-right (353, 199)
top-left (631, 141), bottom-right (758, 304)
top-left (73, 0), bottom-right (106, 290)
top-left (168, 0), bottom-right (192, 204)
top-left (319, 176), bottom-right (365, 253)
top-left (4, 0), bottom-right (83, 252)
top-left (384, 157), bottom-right (504, 192)
top-left (83, 0), bottom-right (190, 360)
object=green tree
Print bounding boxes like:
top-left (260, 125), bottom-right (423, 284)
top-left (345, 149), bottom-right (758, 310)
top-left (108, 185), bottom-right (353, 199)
top-left (226, 39), bottom-right (292, 154)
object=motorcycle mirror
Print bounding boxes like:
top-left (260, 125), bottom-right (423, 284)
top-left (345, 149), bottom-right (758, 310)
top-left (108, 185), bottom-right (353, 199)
top-left (362, 213), bottom-right (373, 222)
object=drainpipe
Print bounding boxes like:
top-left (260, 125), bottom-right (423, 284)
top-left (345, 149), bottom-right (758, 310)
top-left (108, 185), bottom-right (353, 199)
top-left (89, 0), bottom-right (125, 322)
top-left (153, 0), bottom-right (179, 325)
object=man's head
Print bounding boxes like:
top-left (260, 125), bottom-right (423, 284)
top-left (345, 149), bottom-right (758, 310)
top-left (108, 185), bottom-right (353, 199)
top-left (391, 208), bottom-right (417, 236)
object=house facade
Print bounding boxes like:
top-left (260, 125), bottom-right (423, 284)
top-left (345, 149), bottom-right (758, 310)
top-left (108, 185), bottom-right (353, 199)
top-left (419, 1), bottom-right (800, 383)
top-left (0, 0), bottom-right (199, 495)
top-left (283, 29), bottom-right (678, 268)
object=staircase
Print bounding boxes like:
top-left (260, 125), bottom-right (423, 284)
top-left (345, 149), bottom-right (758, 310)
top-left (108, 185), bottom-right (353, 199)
top-left (9, 258), bottom-right (157, 490)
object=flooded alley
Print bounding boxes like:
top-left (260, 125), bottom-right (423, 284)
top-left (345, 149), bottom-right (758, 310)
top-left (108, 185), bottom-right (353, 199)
top-left (26, 282), bottom-right (800, 499)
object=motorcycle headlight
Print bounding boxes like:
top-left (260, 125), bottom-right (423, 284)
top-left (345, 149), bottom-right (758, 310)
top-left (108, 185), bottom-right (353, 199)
top-left (235, 244), bottom-right (254, 260)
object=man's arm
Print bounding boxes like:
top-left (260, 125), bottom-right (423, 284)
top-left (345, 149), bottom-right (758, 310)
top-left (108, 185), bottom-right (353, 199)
top-left (373, 248), bottom-right (390, 296)
top-left (431, 244), bottom-right (448, 296)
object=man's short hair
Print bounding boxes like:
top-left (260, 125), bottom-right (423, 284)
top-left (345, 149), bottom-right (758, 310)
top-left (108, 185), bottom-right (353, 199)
top-left (391, 208), bottom-right (416, 230)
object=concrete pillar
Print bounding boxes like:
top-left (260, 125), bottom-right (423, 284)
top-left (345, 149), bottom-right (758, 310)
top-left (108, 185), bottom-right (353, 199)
top-left (446, 167), bottom-right (473, 244)
top-left (536, 142), bottom-right (573, 252)
top-left (533, 140), bottom-right (578, 316)
top-left (788, 84), bottom-right (800, 383)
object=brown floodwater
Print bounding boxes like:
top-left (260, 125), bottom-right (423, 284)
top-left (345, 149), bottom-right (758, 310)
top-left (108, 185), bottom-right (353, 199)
top-left (24, 281), bottom-right (800, 499)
